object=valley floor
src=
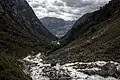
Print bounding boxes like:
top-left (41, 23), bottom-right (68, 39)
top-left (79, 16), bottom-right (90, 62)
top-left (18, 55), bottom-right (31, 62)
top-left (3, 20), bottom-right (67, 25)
top-left (23, 53), bottom-right (120, 80)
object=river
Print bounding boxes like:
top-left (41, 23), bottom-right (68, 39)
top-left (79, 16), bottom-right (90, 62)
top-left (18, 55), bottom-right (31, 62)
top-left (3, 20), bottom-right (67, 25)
top-left (23, 53), bottom-right (120, 80)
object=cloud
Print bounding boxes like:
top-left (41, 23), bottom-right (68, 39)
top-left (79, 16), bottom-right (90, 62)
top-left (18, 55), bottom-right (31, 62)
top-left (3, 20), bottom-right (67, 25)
top-left (26, 0), bottom-right (110, 21)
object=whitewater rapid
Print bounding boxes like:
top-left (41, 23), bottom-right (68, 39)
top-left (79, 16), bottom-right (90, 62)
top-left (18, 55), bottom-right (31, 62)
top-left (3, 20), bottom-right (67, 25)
top-left (23, 53), bottom-right (120, 80)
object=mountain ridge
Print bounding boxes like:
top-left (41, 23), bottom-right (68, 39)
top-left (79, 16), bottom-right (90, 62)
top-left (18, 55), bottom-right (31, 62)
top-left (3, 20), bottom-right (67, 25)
top-left (40, 17), bottom-right (75, 38)
top-left (46, 0), bottom-right (120, 64)
top-left (61, 0), bottom-right (120, 44)
top-left (0, 0), bottom-right (57, 79)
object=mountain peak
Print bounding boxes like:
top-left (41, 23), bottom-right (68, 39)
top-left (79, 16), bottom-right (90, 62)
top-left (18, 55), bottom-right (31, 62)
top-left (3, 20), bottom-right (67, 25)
top-left (40, 17), bottom-right (75, 38)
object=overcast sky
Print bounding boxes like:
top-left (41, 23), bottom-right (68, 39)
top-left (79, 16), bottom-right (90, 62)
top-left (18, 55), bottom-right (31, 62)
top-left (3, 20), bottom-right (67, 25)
top-left (26, 0), bottom-right (110, 21)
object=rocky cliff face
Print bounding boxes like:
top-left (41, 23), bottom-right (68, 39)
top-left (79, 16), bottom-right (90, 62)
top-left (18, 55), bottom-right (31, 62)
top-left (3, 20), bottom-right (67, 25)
top-left (40, 17), bottom-right (75, 38)
top-left (47, 0), bottom-right (120, 64)
top-left (0, 0), bottom-right (56, 79)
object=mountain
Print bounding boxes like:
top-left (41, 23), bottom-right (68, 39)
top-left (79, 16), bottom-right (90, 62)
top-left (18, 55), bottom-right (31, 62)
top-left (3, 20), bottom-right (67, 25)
top-left (40, 17), bottom-right (75, 38)
top-left (61, 0), bottom-right (120, 44)
top-left (47, 0), bottom-right (120, 64)
top-left (0, 0), bottom-right (57, 79)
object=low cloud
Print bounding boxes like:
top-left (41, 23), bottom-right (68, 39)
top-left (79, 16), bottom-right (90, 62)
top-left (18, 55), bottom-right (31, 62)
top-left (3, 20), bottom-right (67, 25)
top-left (26, 0), bottom-right (110, 21)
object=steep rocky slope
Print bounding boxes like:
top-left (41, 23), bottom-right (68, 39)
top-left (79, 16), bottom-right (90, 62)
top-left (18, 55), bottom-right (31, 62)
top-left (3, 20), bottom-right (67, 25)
top-left (47, 0), bottom-right (120, 64)
top-left (61, 0), bottom-right (120, 45)
top-left (0, 0), bottom-right (56, 79)
top-left (40, 17), bottom-right (75, 38)
top-left (0, 0), bottom-right (57, 56)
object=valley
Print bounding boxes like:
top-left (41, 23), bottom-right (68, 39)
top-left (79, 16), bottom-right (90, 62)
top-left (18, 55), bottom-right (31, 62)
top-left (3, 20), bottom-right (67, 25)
top-left (0, 0), bottom-right (120, 80)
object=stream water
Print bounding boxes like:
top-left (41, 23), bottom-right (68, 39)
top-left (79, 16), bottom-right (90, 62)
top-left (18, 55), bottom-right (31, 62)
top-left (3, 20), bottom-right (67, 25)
top-left (23, 53), bottom-right (120, 80)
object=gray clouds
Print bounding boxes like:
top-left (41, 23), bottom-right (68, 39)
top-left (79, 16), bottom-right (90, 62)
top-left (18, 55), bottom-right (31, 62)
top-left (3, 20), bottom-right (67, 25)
top-left (26, 0), bottom-right (110, 20)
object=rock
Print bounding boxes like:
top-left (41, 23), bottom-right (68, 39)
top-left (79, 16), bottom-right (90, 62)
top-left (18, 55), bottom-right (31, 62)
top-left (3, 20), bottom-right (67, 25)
top-left (116, 64), bottom-right (120, 78)
top-left (104, 63), bottom-right (117, 76)
top-left (51, 62), bottom-right (57, 67)
top-left (97, 63), bottom-right (117, 77)
top-left (84, 70), bottom-right (96, 75)
top-left (117, 64), bottom-right (120, 73)
top-left (97, 70), bottom-right (109, 77)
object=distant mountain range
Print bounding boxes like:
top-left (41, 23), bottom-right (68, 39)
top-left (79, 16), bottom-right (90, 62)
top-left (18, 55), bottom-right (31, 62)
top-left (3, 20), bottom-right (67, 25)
top-left (40, 17), bottom-right (75, 38)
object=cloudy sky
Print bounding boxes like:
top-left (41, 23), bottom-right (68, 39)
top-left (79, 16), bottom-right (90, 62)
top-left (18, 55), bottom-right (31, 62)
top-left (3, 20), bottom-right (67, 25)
top-left (26, 0), bottom-right (110, 21)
